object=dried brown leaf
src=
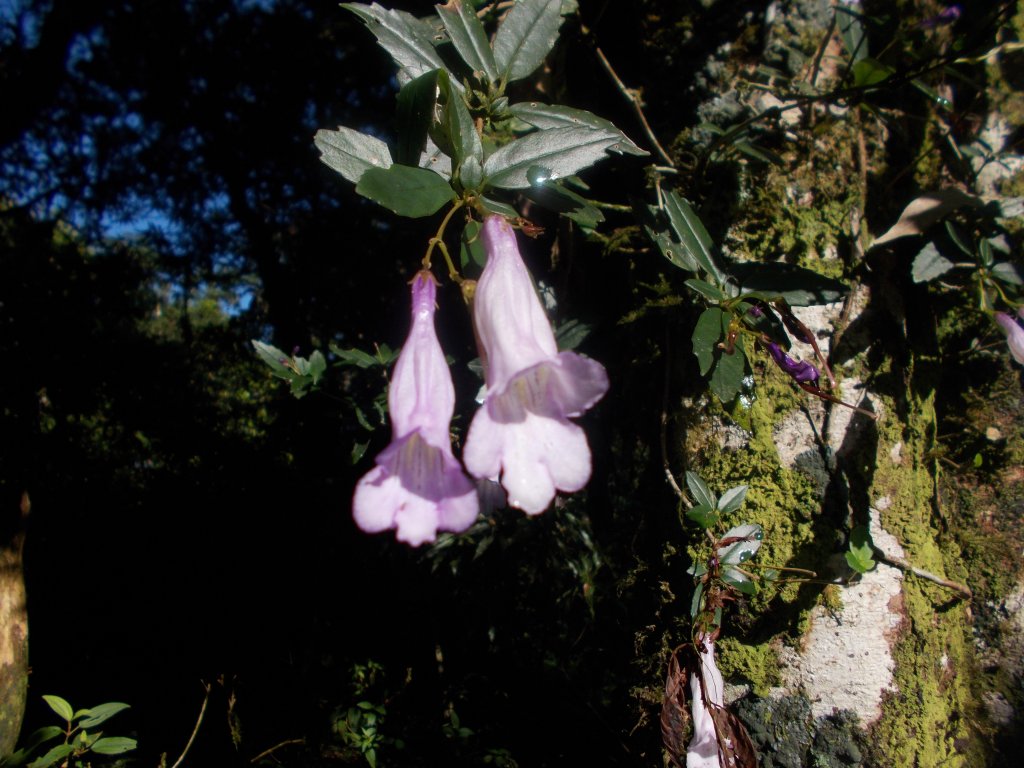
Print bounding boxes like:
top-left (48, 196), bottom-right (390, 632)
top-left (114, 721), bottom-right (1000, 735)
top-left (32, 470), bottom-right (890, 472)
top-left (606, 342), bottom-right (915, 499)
top-left (709, 703), bottom-right (758, 768)
top-left (872, 189), bottom-right (983, 247)
top-left (660, 649), bottom-right (691, 768)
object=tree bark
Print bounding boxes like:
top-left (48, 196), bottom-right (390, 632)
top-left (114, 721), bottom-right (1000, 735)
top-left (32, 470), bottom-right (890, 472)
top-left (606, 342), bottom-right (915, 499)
top-left (0, 491), bottom-right (29, 757)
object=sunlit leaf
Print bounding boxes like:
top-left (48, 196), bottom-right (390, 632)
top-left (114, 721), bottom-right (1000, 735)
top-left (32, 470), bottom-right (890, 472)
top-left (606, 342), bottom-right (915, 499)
top-left (343, 3), bottom-right (448, 83)
top-left (492, 0), bottom-right (564, 83)
top-left (26, 744), bottom-right (74, 768)
top-left (510, 102), bottom-right (647, 156)
top-left (685, 502), bottom-right (719, 529)
top-left (717, 485), bottom-right (748, 515)
top-left (661, 191), bottom-right (725, 284)
top-left (437, 0), bottom-right (499, 82)
top-left (722, 567), bottom-right (756, 595)
top-left (314, 127), bottom-right (394, 185)
top-left (718, 523), bottom-right (763, 565)
top-left (872, 189), bottom-right (984, 246)
top-left (685, 472), bottom-right (715, 510)
top-left (992, 262), bottom-right (1024, 285)
top-left (89, 737), bottom-right (138, 755)
top-left (77, 702), bottom-right (130, 728)
top-left (483, 126), bottom-right (628, 189)
top-left (41, 696), bottom-right (73, 723)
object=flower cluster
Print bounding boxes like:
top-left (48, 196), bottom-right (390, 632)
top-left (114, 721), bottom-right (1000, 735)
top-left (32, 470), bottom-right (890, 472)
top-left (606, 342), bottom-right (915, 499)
top-left (352, 216), bottom-right (608, 545)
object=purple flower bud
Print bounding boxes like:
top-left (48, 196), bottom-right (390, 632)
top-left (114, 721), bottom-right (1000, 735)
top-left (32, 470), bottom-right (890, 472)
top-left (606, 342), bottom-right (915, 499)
top-left (463, 217), bottom-right (609, 514)
top-left (746, 305), bottom-right (764, 318)
top-left (352, 272), bottom-right (478, 546)
top-left (765, 341), bottom-right (820, 384)
top-left (995, 310), bottom-right (1024, 365)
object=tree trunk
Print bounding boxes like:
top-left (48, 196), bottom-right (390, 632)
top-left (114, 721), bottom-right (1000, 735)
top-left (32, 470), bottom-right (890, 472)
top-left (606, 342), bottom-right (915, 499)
top-left (0, 491), bottom-right (29, 757)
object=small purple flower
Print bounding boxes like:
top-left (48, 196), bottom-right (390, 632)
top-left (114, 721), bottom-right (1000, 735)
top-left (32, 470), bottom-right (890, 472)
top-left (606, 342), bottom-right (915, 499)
top-left (352, 271), bottom-right (478, 546)
top-left (920, 4), bottom-right (961, 28)
top-left (995, 309), bottom-right (1024, 365)
top-left (463, 217), bottom-right (609, 514)
top-left (765, 341), bottom-right (820, 384)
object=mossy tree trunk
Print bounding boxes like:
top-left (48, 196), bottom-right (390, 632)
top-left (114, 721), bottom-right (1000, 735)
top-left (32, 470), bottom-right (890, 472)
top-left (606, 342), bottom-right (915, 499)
top-left (0, 491), bottom-right (29, 757)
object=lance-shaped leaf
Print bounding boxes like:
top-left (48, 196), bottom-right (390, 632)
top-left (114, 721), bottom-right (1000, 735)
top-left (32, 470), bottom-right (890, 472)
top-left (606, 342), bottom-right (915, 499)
top-left (483, 126), bottom-right (626, 189)
top-left (511, 101), bottom-right (648, 156)
top-left (692, 307), bottom-right (724, 376)
top-left (356, 165), bottom-right (455, 217)
top-left (661, 191), bottom-right (726, 285)
top-left (717, 523), bottom-right (763, 565)
top-left (492, 0), bottom-right (564, 83)
top-left (710, 344), bottom-right (746, 404)
top-left (436, 1), bottom-right (498, 82)
top-left (685, 472), bottom-right (715, 510)
top-left (430, 70), bottom-right (482, 168)
top-left (871, 189), bottom-right (984, 247)
top-left (314, 127), bottom-right (393, 184)
top-left (343, 3), bottom-right (447, 83)
top-left (730, 262), bottom-right (848, 306)
top-left (522, 175), bottom-right (604, 228)
top-left (418, 136), bottom-right (452, 179)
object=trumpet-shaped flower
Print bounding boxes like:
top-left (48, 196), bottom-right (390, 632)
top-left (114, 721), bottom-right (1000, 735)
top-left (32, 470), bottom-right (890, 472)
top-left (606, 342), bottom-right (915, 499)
top-left (764, 341), bottom-right (820, 384)
top-left (463, 217), bottom-right (609, 514)
top-left (353, 272), bottom-right (478, 545)
top-left (995, 309), bottom-right (1024, 365)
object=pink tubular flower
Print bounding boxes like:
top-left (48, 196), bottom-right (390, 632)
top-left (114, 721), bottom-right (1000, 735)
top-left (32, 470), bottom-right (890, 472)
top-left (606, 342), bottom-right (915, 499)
top-left (352, 271), bottom-right (478, 545)
top-left (463, 216), bottom-right (609, 514)
top-left (995, 308), bottom-right (1024, 365)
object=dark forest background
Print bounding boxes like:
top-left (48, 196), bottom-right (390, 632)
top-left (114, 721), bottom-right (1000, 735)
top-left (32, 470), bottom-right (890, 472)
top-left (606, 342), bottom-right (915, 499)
top-left (3, 1), bottom-right (1022, 766)
top-left (0, 1), bottom-right (690, 765)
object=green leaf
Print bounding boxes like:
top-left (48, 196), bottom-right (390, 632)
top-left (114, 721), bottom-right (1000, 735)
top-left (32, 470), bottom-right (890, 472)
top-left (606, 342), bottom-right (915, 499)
top-left (483, 126), bottom-right (627, 189)
top-left (492, 0), bottom-right (564, 83)
top-left (522, 177), bottom-right (604, 228)
top-left (89, 737), bottom-right (138, 756)
top-left (730, 262), bottom-right (848, 306)
top-left (846, 525), bottom-right (875, 573)
top-left (911, 242), bottom-right (955, 283)
top-left (396, 70), bottom-right (440, 166)
top-left (992, 262), bottom-right (1024, 285)
top-left (944, 220), bottom-right (973, 256)
top-left (645, 220), bottom-right (699, 272)
top-left (692, 307), bottom-right (724, 376)
top-left (733, 140), bottom-right (784, 165)
top-left (554, 318), bottom-right (591, 350)
top-left (252, 341), bottom-right (296, 379)
top-left (77, 702), bottom-right (130, 729)
top-left (661, 191), bottom-right (725, 284)
top-left (308, 350), bottom-right (328, 384)
top-left (685, 472), bottom-right (715, 510)
top-left (314, 127), bottom-right (393, 185)
top-left (717, 485), bottom-right (748, 515)
top-left (717, 523), bottom-right (763, 565)
top-left (685, 503), bottom-right (719, 529)
top-left (685, 278), bottom-right (726, 302)
top-left (510, 102), bottom-right (647, 156)
top-left (722, 567), bottom-right (756, 595)
top-left (343, 3), bottom-right (448, 82)
top-left (709, 344), bottom-right (747, 403)
top-left (460, 156), bottom-right (484, 191)
top-left (836, 6), bottom-right (867, 62)
top-left (690, 582), bottom-right (705, 619)
top-left (479, 197), bottom-right (520, 218)
top-left (419, 137), bottom-right (453, 179)
top-left (351, 440), bottom-right (370, 465)
top-left (436, 0), bottom-right (499, 82)
top-left (329, 344), bottom-right (380, 369)
top-left (851, 57), bottom-right (894, 88)
top-left (432, 70), bottom-right (483, 167)
top-left (41, 695), bottom-right (73, 723)
top-left (356, 165), bottom-right (455, 217)
top-left (27, 745), bottom-right (73, 768)
top-left (460, 219), bottom-right (486, 268)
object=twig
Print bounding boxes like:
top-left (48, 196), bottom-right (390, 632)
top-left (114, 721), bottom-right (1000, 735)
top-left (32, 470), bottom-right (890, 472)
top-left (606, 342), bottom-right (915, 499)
top-left (877, 555), bottom-right (972, 600)
top-left (660, 326), bottom-right (689, 502)
top-left (578, 22), bottom-right (675, 167)
top-left (169, 682), bottom-right (211, 768)
top-left (249, 738), bottom-right (305, 764)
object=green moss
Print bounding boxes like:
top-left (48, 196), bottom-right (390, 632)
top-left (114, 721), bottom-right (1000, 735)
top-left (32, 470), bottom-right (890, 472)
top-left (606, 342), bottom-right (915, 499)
top-left (717, 636), bottom-right (780, 695)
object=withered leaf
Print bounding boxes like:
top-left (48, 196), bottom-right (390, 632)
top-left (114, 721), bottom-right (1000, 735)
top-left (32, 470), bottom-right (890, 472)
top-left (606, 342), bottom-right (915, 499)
top-left (709, 703), bottom-right (758, 768)
top-left (660, 648), bottom-right (691, 768)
